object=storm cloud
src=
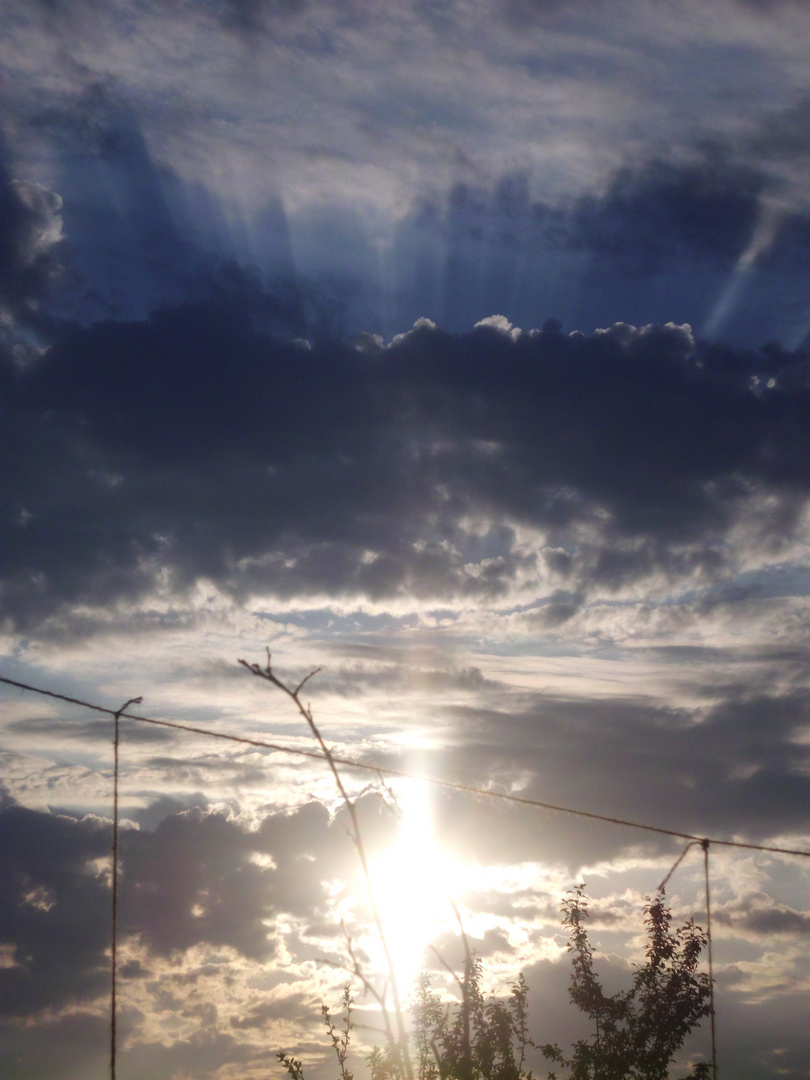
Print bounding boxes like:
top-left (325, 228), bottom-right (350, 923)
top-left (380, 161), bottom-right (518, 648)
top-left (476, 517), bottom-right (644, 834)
top-left (4, 304), bottom-right (810, 636)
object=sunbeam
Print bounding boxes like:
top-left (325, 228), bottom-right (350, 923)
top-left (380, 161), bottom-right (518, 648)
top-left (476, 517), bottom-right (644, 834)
top-left (367, 781), bottom-right (458, 994)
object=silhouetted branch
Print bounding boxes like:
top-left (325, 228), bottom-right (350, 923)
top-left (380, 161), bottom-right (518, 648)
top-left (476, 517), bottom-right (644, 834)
top-left (239, 651), bottom-right (413, 1080)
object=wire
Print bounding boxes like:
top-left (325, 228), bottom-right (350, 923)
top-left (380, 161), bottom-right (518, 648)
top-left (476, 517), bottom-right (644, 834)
top-left (110, 697), bottom-right (141, 1080)
top-left (703, 840), bottom-right (718, 1080)
top-left (2, 673), bottom-right (810, 859)
top-left (658, 839), bottom-right (702, 893)
top-left (656, 838), bottom-right (719, 1077)
top-left (111, 713), bottom-right (119, 1080)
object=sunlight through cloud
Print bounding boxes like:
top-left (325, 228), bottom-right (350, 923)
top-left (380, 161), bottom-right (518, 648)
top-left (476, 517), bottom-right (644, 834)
top-left (367, 781), bottom-right (457, 994)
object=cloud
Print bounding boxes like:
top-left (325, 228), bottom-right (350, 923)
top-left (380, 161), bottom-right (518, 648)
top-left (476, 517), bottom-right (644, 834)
top-left (7, 713), bottom-right (174, 744)
top-left (5, 300), bottom-right (810, 635)
top-left (7, 0), bottom-right (810, 344)
top-left (111, 1026), bottom-right (270, 1080)
top-left (414, 157), bottom-right (767, 278)
top-left (390, 152), bottom-right (810, 342)
top-left (0, 160), bottom-right (65, 331)
top-left (713, 888), bottom-right (810, 938)
top-left (0, 1009), bottom-right (110, 1080)
top-left (220, 0), bottom-right (307, 34)
top-left (119, 808), bottom-right (278, 960)
top-left (0, 787), bottom-right (416, 1078)
top-left (0, 791), bottom-right (400, 1020)
top-left (229, 988), bottom-right (312, 1029)
top-left (732, 905), bottom-right (810, 936)
top-left (421, 687), bottom-right (810, 872)
top-left (567, 158), bottom-right (764, 273)
top-left (0, 801), bottom-right (111, 1015)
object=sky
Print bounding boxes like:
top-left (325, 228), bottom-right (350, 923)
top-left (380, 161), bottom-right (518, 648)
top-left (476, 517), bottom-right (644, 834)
top-left (2, 1), bottom-right (810, 1078)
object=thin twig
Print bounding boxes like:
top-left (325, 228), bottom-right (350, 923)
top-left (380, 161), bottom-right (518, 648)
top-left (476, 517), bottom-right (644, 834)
top-left (449, 898), bottom-right (474, 1080)
top-left (318, 936), bottom-right (399, 1057)
top-left (430, 945), bottom-right (465, 995)
top-left (238, 654), bottom-right (413, 1080)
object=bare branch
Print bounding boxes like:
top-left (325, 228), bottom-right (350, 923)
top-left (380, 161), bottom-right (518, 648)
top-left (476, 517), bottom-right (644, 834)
top-left (295, 667), bottom-right (322, 697)
top-left (429, 945), bottom-right (465, 995)
top-left (240, 652), bottom-right (413, 1080)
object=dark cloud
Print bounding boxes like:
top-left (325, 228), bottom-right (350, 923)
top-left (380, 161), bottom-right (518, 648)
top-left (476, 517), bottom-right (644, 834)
top-left (305, 658), bottom-right (501, 698)
top-left (229, 989), bottom-right (314, 1029)
top-left (0, 1009), bottom-right (110, 1080)
top-left (0, 158), bottom-right (66, 331)
top-left (750, 92), bottom-right (810, 163)
top-left (726, 904), bottom-right (810, 936)
top-left (501, 0), bottom-right (595, 23)
top-left (220, 0), bottom-right (307, 33)
top-left (113, 1026), bottom-right (270, 1080)
top-left (427, 925), bottom-right (515, 967)
top-left (567, 157), bottom-right (764, 273)
top-left (7, 713), bottom-right (173, 744)
top-left (13, 63), bottom-right (810, 345)
top-left (713, 888), bottom-right (810, 937)
top-left (275, 148), bottom-right (810, 344)
top-left (0, 794), bottom-right (395, 1022)
top-left (17, 68), bottom-right (810, 346)
top-left (0, 682), bottom-right (807, 1070)
top-left (8, 5), bottom-right (810, 350)
top-left (118, 808), bottom-right (277, 959)
top-left (133, 793), bottom-right (214, 831)
top-left (389, 154), bottom-right (810, 338)
top-left (20, 82), bottom-right (307, 332)
top-left (5, 6), bottom-right (810, 1078)
top-left (425, 688), bottom-right (810, 868)
top-left (705, 984), bottom-right (810, 1080)
top-left (733, 0), bottom-right (803, 12)
top-left (0, 788), bottom-right (404, 1080)
top-left (0, 803), bottom-right (111, 1015)
top-left (4, 299), bottom-right (810, 630)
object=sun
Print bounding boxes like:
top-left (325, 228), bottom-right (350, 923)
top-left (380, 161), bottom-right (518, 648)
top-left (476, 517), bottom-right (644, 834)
top-left (366, 781), bottom-right (457, 993)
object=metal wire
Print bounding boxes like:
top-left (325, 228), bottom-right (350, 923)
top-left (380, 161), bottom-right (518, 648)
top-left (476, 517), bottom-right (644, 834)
top-left (2, 674), bottom-right (809, 859)
top-left (110, 697), bottom-right (142, 1080)
top-left (703, 839), bottom-right (718, 1080)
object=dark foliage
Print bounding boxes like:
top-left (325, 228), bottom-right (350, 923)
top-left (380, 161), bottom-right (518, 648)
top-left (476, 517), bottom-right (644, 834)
top-left (541, 886), bottom-right (711, 1080)
top-left (278, 886), bottom-right (711, 1080)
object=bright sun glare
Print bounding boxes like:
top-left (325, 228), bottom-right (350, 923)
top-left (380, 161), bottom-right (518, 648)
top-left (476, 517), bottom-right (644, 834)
top-left (367, 781), bottom-right (457, 992)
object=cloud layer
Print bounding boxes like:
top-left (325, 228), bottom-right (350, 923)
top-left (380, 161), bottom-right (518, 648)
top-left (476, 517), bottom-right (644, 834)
top-left (5, 305), bottom-right (810, 634)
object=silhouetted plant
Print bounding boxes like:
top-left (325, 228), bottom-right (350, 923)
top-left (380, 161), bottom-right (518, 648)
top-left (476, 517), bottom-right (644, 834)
top-left (540, 885), bottom-right (711, 1080)
top-left (411, 962), bottom-right (533, 1080)
top-left (278, 888), bottom-right (712, 1080)
top-left (279, 988), bottom-right (356, 1080)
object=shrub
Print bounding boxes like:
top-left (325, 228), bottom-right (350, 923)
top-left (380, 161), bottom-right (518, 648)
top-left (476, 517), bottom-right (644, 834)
top-left (278, 885), bottom-right (712, 1080)
top-left (540, 885), bottom-right (711, 1080)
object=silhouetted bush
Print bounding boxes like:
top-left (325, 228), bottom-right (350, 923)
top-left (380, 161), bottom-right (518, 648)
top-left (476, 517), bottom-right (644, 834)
top-left (278, 885), bottom-right (711, 1080)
